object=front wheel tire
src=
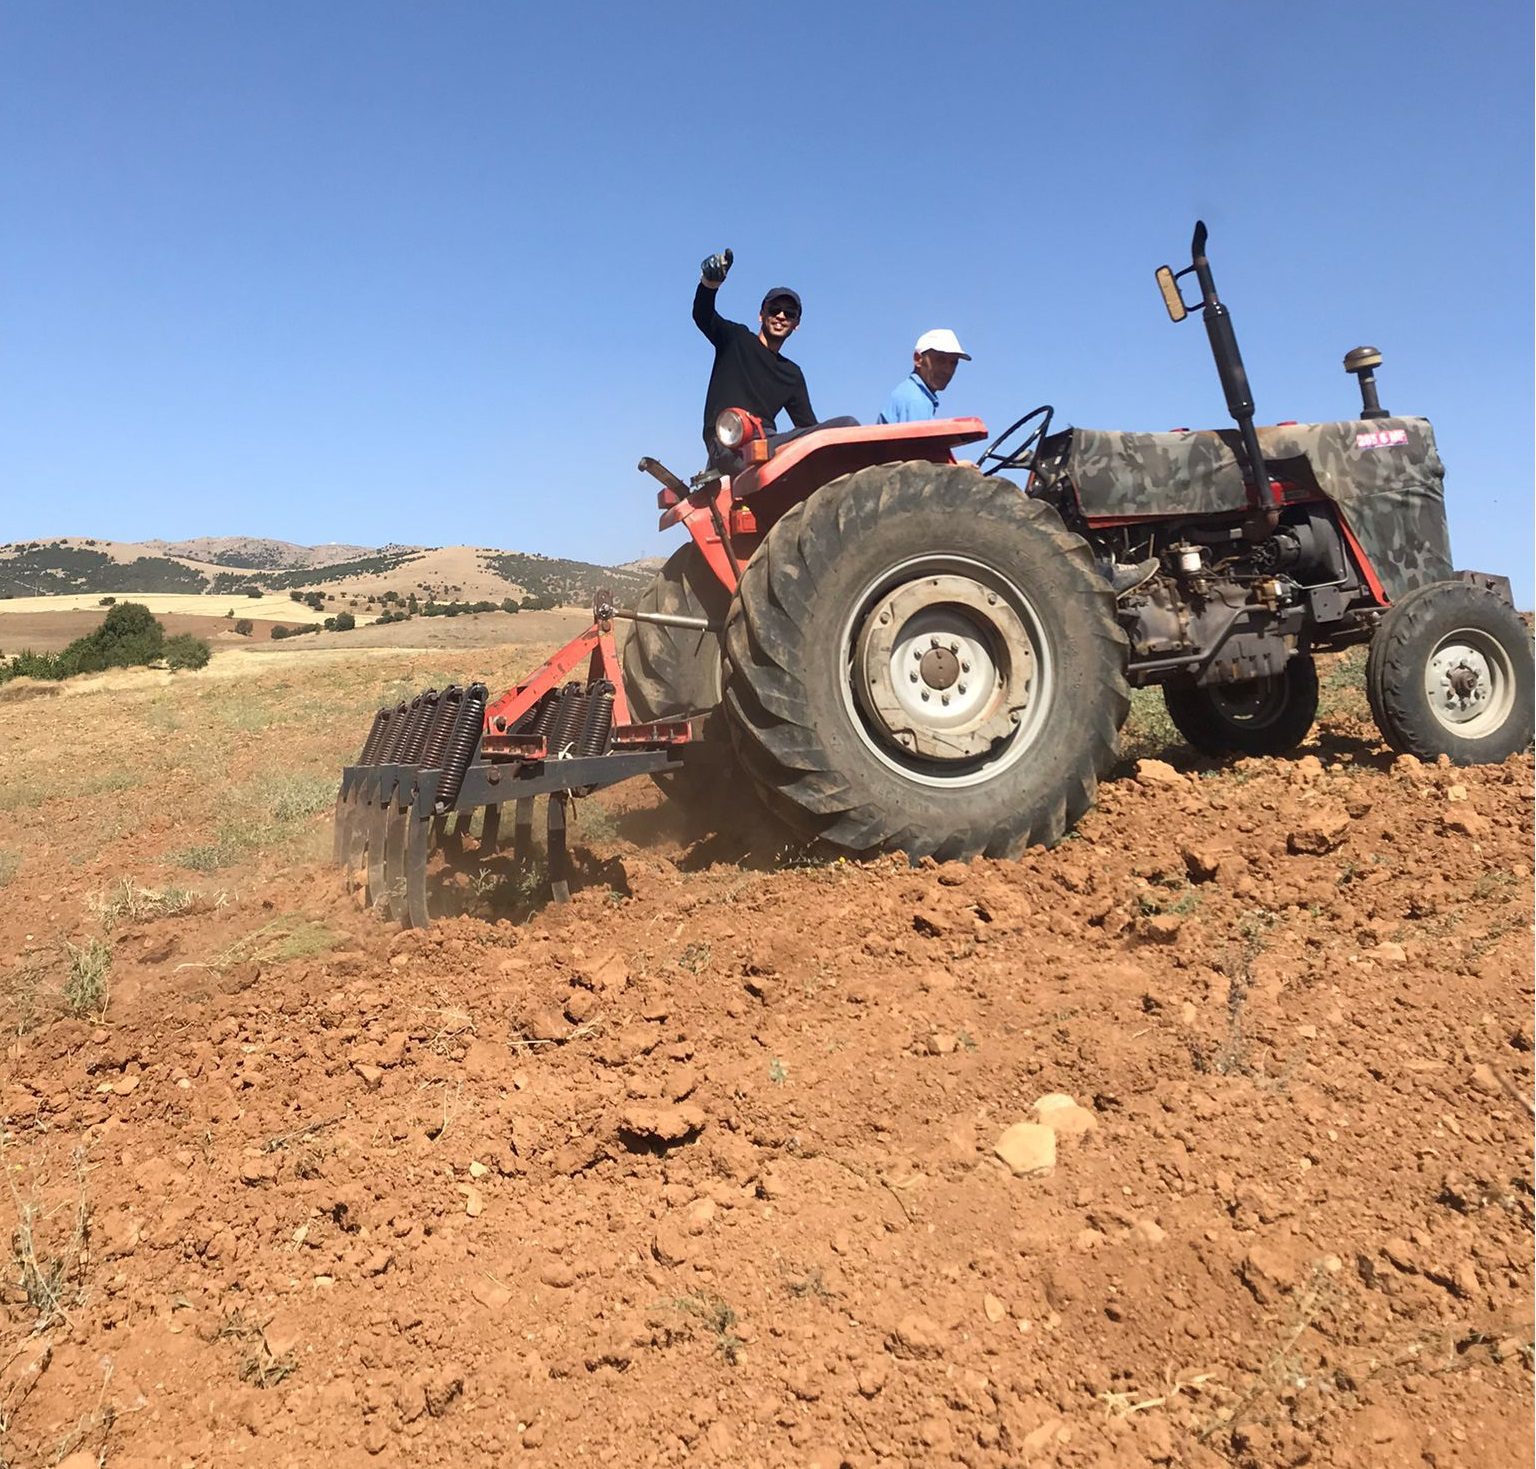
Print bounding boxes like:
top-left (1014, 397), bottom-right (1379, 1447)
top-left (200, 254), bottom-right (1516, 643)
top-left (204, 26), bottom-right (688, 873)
top-left (1366, 580), bottom-right (1534, 764)
top-left (722, 461), bottom-right (1129, 861)
top-left (1162, 657), bottom-right (1320, 758)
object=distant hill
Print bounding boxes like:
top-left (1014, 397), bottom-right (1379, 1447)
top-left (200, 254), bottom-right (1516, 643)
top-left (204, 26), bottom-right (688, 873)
top-left (0, 537), bottom-right (654, 605)
top-left (141, 536), bottom-right (388, 570)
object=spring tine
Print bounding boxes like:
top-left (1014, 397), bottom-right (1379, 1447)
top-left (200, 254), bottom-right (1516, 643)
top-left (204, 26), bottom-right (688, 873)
top-left (479, 804), bottom-right (501, 853)
top-left (381, 806), bottom-right (409, 921)
top-left (548, 793), bottom-right (571, 904)
top-left (331, 786), bottom-right (349, 867)
top-left (512, 799), bottom-right (535, 867)
top-left (365, 792), bottom-right (391, 908)
top-left (346, 772), bottom-right (375, 875)
top-left (405, 811), bottom-right (432, 929)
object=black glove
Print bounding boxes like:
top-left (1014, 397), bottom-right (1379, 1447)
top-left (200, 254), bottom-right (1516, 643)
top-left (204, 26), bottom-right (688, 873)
top-left (700, 247), bottom-right (733, 284)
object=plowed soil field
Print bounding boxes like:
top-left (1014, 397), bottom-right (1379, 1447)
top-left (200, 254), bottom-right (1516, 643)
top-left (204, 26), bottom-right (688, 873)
top-left (1, 634), bottom-right (1531, 1469)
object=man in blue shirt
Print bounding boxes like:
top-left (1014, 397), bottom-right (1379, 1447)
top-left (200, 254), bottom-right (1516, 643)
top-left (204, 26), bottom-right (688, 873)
top-left (878, 329), bottom-right (970, 423)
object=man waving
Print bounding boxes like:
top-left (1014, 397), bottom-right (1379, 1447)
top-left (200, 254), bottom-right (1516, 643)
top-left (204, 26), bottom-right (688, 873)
top-left (693, 248), bottom-right (817, 467)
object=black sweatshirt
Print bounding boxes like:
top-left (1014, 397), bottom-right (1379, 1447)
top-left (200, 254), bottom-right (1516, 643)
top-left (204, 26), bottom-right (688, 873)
top-left (693, 282), bottom-right (816, 452)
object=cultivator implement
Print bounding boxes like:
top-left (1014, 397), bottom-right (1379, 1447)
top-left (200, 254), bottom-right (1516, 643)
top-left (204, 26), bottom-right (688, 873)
top-left (333, 592), bottom-right (693, 926)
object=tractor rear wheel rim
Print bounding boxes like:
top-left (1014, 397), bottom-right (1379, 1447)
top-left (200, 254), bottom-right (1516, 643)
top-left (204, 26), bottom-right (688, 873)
top-left (1208, 675), bottom-right (1289, 728)
top-left (1424, 628), bottom-right (1515, 737)
top-left (841, 556), bottom-right (1048, 789)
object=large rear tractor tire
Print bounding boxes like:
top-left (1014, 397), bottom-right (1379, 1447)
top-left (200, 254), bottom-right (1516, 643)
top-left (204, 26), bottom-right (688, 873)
top-left (722, 462), bottom-right (1130, 860)
top-left (1366, 580), bottom-right (1534, 764)
top-left (620, 543), bottom-right (731, 722)
top-left (1162, 657), bottom-right (1319, 758)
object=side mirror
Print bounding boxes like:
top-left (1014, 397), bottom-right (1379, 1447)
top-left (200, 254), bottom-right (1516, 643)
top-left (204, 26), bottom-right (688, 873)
top-left (1155, 265), bottom-right (1189, 323)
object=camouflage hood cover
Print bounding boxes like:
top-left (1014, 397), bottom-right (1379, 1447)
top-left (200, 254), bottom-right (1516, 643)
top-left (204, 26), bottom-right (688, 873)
top-left (1065, 417), bottom-right (1453, 600)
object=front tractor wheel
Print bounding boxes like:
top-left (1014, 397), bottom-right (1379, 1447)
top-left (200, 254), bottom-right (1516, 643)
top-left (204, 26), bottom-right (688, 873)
top-left (722, 462), bottom-right (1129, 860)
top-left (1162, 657), bottom-right (1320, 759)
top-left (1366, 580), bottom-right (1534, 764)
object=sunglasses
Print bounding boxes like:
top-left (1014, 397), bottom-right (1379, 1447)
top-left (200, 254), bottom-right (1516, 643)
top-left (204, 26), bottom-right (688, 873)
top-left (764, 302), bottom-right (800, 321)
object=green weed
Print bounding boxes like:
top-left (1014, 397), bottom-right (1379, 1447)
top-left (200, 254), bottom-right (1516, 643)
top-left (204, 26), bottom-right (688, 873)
top-left (62, 939), bottom-right (111, 1019)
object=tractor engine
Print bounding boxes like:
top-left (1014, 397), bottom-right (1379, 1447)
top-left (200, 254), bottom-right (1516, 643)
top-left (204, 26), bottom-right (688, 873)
top-left (1110, 508), bottom-right (1351, 685)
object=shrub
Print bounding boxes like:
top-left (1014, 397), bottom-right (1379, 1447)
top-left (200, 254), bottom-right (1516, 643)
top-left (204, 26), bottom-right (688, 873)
top-left (289, 590), bottom-right (305, 603)
top-left (234, 619), bottom-right (253, 637)
top-left (501, 597), bottom-right (520, 614)
top-left (332, 611), bottom-right (355, 632)
top-left (165, 634), bottom-right (212, 670)
top-left (98, 596), bottom-right (116, 606)
top-left (244, 585), bottom-right (263, 598)
top-left (271, 625), bottom-right (290, 640)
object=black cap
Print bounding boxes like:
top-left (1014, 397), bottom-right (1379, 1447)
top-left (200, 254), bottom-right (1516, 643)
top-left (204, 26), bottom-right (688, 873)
top-left (760, 286), bottom-right (801, 315)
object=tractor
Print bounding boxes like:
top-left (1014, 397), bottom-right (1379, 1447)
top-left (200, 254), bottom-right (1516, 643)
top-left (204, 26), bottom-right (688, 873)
top-left (335, 221), bottom-right (1533, 924)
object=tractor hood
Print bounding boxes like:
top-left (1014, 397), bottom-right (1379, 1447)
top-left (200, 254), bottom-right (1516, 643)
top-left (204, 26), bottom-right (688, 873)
top-left (1064, 417), bottom-right (1453, 601)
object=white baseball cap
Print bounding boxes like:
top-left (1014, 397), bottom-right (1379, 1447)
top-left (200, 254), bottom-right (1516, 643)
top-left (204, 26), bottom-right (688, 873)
top-left (914, 328), bottom-right (970, 360)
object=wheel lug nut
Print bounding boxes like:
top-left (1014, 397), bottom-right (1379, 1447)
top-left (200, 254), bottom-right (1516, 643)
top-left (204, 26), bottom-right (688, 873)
top-left (920, 691), bottom-right (930, 701)
top-left (941, 694), bottom-right (950, 706)
top-left (958, 683), bottom-right (967, 694)
top-left (961, 661), bottom-right (971, 673)
top-left (909, 672), bottom-right (919, 683)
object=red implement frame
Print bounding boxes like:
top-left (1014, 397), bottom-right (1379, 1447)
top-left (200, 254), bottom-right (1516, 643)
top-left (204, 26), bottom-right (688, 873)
top-left (480, 611), bottom-right (691, 760)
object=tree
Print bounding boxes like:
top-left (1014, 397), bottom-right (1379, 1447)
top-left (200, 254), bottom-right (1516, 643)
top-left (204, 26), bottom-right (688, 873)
top-left (271, 625), bottom-right (290, 639)
top-left (234, 619), bottom-right (254, 636)
top-left (333, 611), bottom-right (355, 632)
top-left (98, 596), bottom-right (116, 607)
top-left (290, 590), bottom-right (305, 603)
top-left (165, 634), bottom-right (211, 670)
top-left (406, 594), bottom-right (419, 614)
top-left (244, 585), bottom-right (263, 598)
top-left (501, 597), bottom-right (520, 614)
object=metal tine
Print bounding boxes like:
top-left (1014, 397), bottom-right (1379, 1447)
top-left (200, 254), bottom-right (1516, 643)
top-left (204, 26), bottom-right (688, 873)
top-left (380, 804), bottom-right (409, 921)
top-left (512, 799), bottom-right (535, 867)
top-left (548, 793), bottom-right (571, 903)
top-left (346, 772), bottom-right (376, 877)
top-left (405, 812), bottom-right (432, 929)
top-left (364, 782), bottom-right (392, 907)
top-left (479, 803), bottom-right (501, 853)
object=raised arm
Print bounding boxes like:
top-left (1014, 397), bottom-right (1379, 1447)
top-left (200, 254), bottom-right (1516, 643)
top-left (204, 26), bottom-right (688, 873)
top-left (692, 248), bottom-right (735, 347)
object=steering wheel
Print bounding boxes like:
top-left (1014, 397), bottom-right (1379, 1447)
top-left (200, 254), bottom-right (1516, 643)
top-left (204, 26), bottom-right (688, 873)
top-left (977, 405), bottom-right (1054, 478)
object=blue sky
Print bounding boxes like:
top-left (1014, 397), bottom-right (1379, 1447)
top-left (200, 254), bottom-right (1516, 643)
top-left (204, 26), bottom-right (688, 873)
top-left (2, 1), bottom-right (1531, 600)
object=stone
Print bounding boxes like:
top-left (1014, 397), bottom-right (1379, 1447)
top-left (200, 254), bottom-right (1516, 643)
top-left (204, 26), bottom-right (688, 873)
top-left (459, 1184), bottom-right (484, 1217)
top-left (620, 1104), bottom-right (706, 1144)
top-left (239, 1155), bottom-right (279, 1186)
top-left (651, 1216), bottom-right (692, 1267)
top-left (1291, 754), bottom-right (1325, 782)
top-left (887, 1313), bottom-right (947, 1360)
top-left (1370, 941), bottom-right (1407, 965)
top-left (1240, 1244), bottom-right (1300, 1304)
top-left (983, 1293), bottom-right (1007, 1323)
top-left (1391, 753), bottom-right (1427, 778)
top-left (376, 1032), bottom-right (408, 1067)
top-left (352, 1062), bottom-right (384, 1091)
top-left (471, 1279), bottom-right (513, 1311)
top-left (1442, 809), bottom-right (1489, 838)
top-left (1286, 804), bottom-right (1351, 854)
top-left (526, 1009), bottom-right (567, 1043)
top-left (1136, 914), bottom-right (1183, 945)
top-left (1031, 1093), bottom-right (1098, 1141)
top-left (539, 1260), bottom-right (575, 1289)
top-left (1131, 1218), bottom-right (1167, 1249)
top-left (856, 1360), bottom-right (888, 1397)
top-left (1181, 844), bottom-right (1224, 883)
top-left (576, 951), bottom-right (629, 993)
top-left (564, 989), bottom-right (598, 1024)
top-left (1135, 759), bottom-right (1184, 786)
top-left (993, 1122), bottom-right (1056, 1179)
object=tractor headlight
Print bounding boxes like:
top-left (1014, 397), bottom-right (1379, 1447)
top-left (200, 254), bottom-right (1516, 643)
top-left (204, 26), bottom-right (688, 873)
top-left (715, 408), bottom-right (751, 449)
